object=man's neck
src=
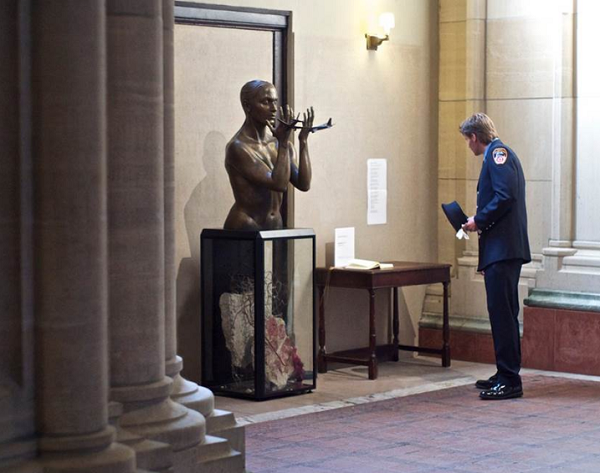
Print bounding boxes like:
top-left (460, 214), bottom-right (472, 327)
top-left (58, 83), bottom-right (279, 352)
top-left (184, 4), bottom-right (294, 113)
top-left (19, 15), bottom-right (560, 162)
top-left (483, 137), bottom-right (499, 158)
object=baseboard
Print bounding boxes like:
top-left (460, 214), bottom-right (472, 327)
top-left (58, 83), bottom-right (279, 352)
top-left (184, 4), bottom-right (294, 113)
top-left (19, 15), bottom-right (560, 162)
top-left (421, 305), bottom-right (600, 377)
top-left (418, 327), bottom-right (496, 364)
top-left (522, 305), bottom-right (600, 376)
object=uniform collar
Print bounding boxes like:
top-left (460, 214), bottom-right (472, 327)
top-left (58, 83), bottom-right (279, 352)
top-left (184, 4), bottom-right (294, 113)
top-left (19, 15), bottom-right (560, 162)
top-left (483, 137), bottom-right (499, 162)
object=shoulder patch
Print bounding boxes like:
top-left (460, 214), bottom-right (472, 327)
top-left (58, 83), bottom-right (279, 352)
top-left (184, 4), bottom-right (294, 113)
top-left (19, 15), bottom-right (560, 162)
top-left (492, 147), bottom-right (508, 165)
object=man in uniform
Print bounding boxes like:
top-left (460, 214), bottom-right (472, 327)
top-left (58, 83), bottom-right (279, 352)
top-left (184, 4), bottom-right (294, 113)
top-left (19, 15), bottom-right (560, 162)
top-left (460, 113), bottom-right (531, 400)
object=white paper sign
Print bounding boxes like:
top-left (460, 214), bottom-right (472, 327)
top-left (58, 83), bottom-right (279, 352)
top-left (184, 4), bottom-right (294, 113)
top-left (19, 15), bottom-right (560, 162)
top-left (367, 159), bottom-right (387, 225)
top-left (368, 190), bottom-right (387, 225)
top-left (334, 227), bottom-right (355, 267)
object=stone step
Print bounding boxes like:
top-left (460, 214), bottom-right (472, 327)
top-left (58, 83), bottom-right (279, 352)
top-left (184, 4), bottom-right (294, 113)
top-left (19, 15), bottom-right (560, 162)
top-left (205, 411), bottom-right (245, 458)
top-left (119, 436), bottom-right (172, 473)
top-left (205, 409), bottom-right (236, 433)
top-left (196, 446), bottom-right (244, 473)
top-left (196, 435), bottom-right (234, 464)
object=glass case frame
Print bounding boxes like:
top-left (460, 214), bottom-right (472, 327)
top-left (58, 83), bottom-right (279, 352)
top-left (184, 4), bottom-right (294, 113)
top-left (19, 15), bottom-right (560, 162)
top-left (201, 228), bottom-right (316, 400)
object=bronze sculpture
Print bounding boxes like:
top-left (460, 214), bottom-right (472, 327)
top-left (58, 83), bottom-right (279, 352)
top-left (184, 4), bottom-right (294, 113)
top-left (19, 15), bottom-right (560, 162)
top-left (224, 80), bottom-right (327, 230)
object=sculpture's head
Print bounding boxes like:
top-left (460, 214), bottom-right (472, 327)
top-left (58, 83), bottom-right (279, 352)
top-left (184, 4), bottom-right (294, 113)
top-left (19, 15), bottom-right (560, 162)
top-left (240, 80), bottom-right (278, 126)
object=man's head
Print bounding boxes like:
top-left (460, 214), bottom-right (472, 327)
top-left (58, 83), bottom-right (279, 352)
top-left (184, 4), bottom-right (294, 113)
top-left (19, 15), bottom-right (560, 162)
top-left (240, 80), bottom-right (278, 125)
top-left (459, 113), bottom-right (498, 156)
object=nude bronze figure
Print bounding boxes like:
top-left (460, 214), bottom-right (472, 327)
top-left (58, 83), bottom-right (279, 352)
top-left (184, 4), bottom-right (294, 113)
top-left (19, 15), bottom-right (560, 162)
top-left (224, 80), bottom-right (315, 231)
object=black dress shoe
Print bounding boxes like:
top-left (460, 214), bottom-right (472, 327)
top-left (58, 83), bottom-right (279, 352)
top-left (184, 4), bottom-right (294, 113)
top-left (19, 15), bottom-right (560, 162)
top-left (475, 374), bottom-right (498, 390)
top-left (479, 383), bottom-right (523, 400)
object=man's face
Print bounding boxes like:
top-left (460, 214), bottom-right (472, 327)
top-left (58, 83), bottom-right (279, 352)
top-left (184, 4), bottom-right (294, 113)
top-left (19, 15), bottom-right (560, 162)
top-left (246, 86), bottom-right (278, 126)
top-left (464, 133), bottom-right (485, 156)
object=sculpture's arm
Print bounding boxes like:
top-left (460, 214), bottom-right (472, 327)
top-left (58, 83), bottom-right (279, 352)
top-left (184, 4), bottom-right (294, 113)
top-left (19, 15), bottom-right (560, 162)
top-left (290, 107), bottom-right (313, 192)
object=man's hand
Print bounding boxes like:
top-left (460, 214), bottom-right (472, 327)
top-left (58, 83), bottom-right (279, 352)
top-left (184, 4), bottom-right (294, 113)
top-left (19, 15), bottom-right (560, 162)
top-left (462, 216), bottom-right (478, 232)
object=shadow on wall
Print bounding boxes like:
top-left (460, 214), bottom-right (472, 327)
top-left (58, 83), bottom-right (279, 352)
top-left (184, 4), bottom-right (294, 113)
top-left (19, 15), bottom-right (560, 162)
top-left (177, 130), bottom-right (231, 383)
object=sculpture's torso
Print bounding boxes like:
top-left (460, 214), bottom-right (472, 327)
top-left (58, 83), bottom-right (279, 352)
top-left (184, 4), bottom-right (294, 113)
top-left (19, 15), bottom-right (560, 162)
top-left (224, 134), bottom-right (290, 231)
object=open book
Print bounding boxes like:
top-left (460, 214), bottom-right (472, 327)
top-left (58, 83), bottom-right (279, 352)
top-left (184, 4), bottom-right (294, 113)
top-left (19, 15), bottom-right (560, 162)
top-left (344, 259), bottom-right (394, 270)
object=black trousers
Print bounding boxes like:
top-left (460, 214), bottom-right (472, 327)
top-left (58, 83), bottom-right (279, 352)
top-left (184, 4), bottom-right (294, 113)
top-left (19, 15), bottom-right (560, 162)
top-left (484, 259), bottom-right (523, 387)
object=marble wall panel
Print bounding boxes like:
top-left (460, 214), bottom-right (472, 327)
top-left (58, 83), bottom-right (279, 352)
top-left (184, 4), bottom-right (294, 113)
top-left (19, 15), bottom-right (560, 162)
top-left (439, 20), bottom-right (485, 101)
top-left (487, 0), bottom-right (572, 20)
top-left (438, 100), bottom-right (485, 180)
top-left (486, 98), bottom-right (554, 182)
top-left (575, 96), bottom-right (600, 243)
top-left (526, 180), bottom-right (552, 255)
top-left (438, 177), bottom-right (470, 266)
top-left (464, 178), bottom-right (479, 253)
top-left (439, 0), bottom-right (486, 23)
top-left (486, 17), bottom-right (558, 100)
top-left (560, 13), bottom-right (575, 99)
top-left (577, 1), bottom-right (600, 98)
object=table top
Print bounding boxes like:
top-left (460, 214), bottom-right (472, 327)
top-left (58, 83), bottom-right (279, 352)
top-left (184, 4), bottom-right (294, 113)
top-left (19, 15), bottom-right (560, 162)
top-left (316, 261), bottom-right (451, 289)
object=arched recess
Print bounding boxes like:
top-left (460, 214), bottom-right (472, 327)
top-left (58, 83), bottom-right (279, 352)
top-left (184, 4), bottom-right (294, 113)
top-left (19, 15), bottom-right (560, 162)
top-left (173, 2), bottom-right (291, 381)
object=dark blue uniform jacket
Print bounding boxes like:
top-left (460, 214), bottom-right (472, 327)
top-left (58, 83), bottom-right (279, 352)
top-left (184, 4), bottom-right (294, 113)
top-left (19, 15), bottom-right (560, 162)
top-left (475, 139), bottom-right (531, 272)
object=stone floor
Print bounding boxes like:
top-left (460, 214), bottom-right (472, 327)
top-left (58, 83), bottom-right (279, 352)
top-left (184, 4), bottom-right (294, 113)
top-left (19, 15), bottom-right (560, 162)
top-left (214, 356), bottom-right (600, 472)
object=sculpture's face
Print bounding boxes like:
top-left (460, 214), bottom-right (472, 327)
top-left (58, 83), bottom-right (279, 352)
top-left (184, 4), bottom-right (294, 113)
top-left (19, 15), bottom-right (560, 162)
top-left (246, 85), bottom-right (278, 126)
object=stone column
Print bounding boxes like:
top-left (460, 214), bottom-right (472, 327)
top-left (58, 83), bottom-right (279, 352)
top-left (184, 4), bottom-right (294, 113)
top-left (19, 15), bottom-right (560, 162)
top-left (30, 1), bottom-right (135, 472)
top-left (548, 4), bottom-right (575, 249)
top-left (163, 5), bottom-right (244, 466)
top-left (536, 4), bottom-right (578, 287)
top-left (106, 1), bottom-right (204, 471)
top-left (537, 2), bottom-right (600, 293)
top-left (162, 0), bottom-right (214, 418)
top-left (0, 2), bottom-right (39, 471)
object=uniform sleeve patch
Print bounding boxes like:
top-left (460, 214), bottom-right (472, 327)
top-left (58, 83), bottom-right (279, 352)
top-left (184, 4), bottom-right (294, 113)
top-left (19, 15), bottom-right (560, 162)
top-left (492, 147), bottom-right (508, 165)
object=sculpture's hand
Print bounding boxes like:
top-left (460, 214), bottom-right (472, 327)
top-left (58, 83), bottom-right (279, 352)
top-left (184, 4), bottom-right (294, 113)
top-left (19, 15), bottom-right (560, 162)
top-left (267, 105), bottom-right (294, 147)
top-left (298, 107), bottom-right (314, 144)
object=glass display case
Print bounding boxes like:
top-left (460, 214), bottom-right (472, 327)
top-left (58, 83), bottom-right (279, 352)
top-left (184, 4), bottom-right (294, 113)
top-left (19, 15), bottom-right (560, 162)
top-left (201, 228), bottom-right (316, 400)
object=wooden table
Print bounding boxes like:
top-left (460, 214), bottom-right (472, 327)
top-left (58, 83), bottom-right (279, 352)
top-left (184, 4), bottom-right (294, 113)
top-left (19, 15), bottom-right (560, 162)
top-left (316, 261), bottom-right (451, 380)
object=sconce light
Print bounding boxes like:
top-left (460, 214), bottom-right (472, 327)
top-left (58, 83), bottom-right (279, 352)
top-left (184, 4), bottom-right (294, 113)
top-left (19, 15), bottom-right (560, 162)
top-left (365, 12), bottom-right (395, 51)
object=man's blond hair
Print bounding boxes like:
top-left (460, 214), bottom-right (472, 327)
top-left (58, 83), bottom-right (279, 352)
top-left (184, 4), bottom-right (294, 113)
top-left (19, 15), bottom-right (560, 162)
top-left (459, 113), bottom-right (498, 144)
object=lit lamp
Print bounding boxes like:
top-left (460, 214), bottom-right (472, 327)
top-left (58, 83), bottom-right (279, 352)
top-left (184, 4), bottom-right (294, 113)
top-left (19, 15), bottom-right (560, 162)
top-left (365, 12), bottom-right (395, 51)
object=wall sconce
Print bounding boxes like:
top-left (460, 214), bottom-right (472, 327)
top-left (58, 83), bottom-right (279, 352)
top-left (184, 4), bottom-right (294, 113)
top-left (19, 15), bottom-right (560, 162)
top-left (365, 12), bottom-right (395, 51)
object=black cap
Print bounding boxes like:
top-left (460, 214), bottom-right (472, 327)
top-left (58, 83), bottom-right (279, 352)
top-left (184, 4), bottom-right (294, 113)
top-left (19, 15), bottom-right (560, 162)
top-left (441, 201), bottom-right (468, 232)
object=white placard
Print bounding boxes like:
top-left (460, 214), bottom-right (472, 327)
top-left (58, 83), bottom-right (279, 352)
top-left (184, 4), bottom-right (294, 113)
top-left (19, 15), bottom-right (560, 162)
top-left (367, 159), bottom-right (387, 225)
top-left (368, 159), bottom-right (387, 191)
top-left (334, 227), bottom-right (355, 267)
top-left (368, 190), bottom-right (387, 225)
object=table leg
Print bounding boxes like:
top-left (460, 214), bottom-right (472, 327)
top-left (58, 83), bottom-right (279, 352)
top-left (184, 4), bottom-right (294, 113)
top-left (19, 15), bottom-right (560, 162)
top-left (317, 285), bottom-right (327, 373)
top-left (368, 288), bottom-right (378, 380)
top-left (392, 287), bottom-right (399, 362)
top-left (442, 281), bottom-right (451, 367)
